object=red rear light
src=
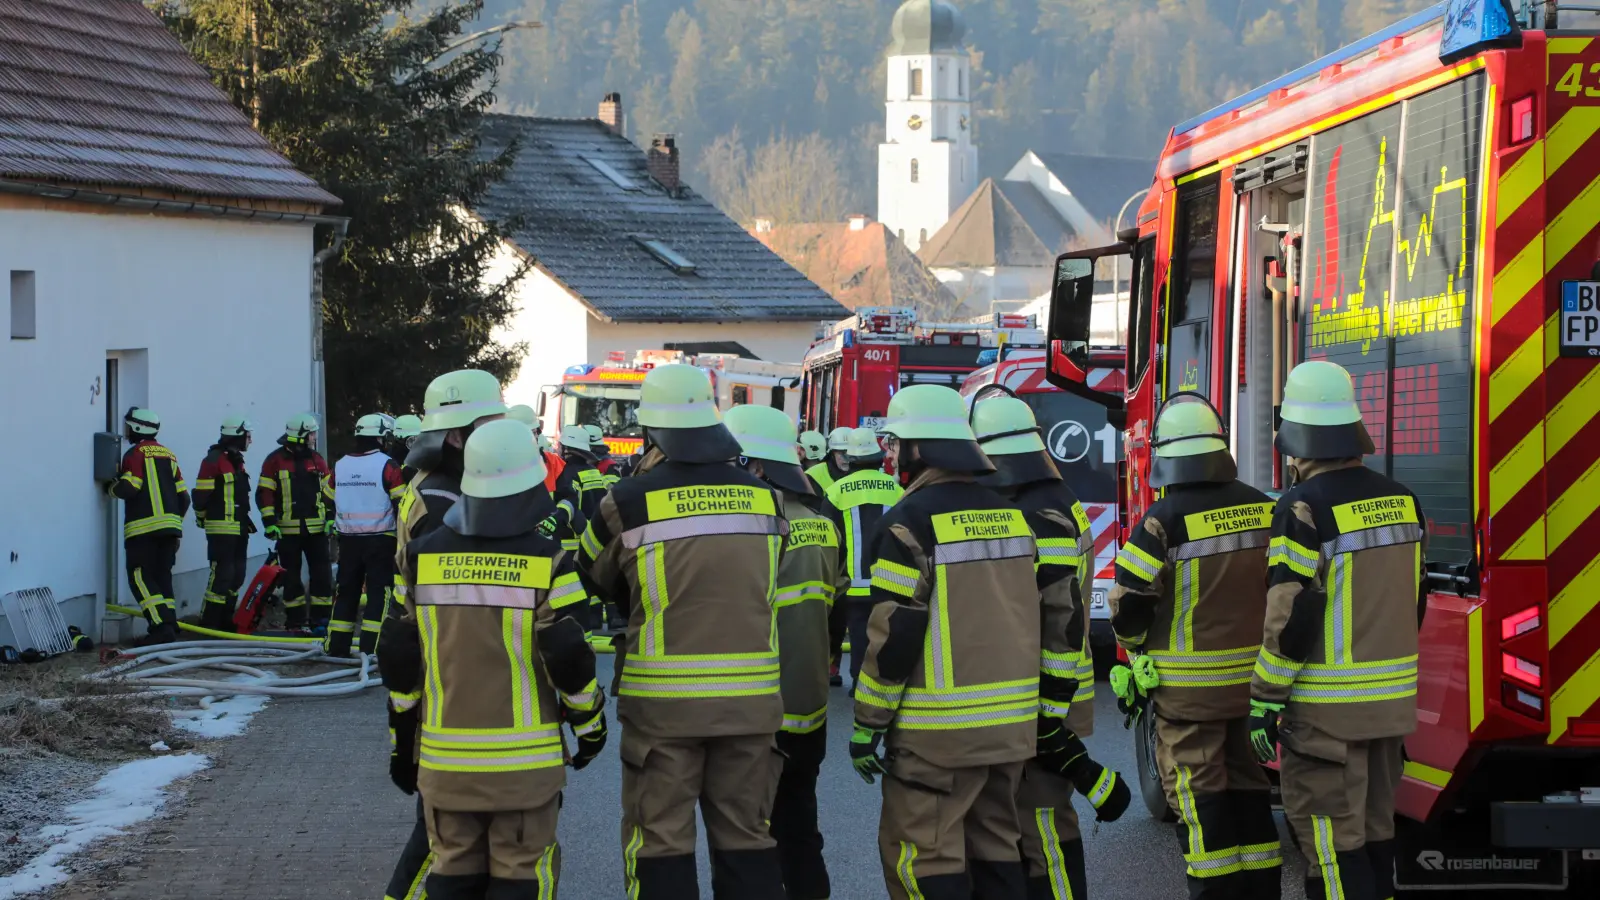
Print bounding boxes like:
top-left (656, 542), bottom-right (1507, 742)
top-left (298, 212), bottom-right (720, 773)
top-left (1501, 606), bottom-right (1541, 640)
top-left (1501, 652), bottom-right (1542, 688)
top-left (1571, 719), bottom-right (1600, 739)
top-left (1511, 95), bottom-right (1535, 143)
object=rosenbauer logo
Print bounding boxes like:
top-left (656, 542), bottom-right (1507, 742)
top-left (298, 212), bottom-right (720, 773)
top-left (1416, 850), bottom-right (1542, 872)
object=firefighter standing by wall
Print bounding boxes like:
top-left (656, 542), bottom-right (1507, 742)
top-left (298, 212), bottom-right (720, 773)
top-left (193, 416), bottom-right (255, 631)
top-left (383, 419), bottom-right (605, 898)
top-left (850, 384), bottom-right (1038, 900)
top-left (823, 428), bottom-right (902, 687)
top-left (973, 396), bottom-right (1129, 900)
top-left (579, 363), bottom-right (789, 899)
top-left (725, 405), bottom-right (840, 900)
top-left (379, 368), bottom-right (510, 900)
top-left (1107, 393), bottom-right (1281, 900)
top-left (1249, 362), bottom-right (1425, 900)
top-left (109, 408), bottom-right (190, 644)
top-left (328, 414), bottom-right (407, 657)
top-left (257, 414), bottom-right (336, 631)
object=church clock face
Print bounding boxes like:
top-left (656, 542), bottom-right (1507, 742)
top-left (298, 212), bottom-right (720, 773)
top-left (906, 114), bottom-right (923, 131)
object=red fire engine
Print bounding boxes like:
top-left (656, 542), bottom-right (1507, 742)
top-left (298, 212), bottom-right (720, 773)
top-left (1046, 3), bottom-right (1599, 891)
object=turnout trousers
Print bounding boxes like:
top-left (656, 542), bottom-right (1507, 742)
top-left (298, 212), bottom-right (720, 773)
top-left (422, 795), bottom-right (561, 900)
top-left (384, 796), bottom-right (433, 900)
top-left (1278, 728), bottom-right (1404, 900)
top-left (1156, 714), bottom-right (1282, 900)
top-left (1017, 761), bottom-right (1088, 900)
top-left (125, 534), bottom-right (179, 639)
top-left (329, 532), bottom-right (395, 655)
top-left (877, 751), bottom-right (1027, 900)
top-left (200, 533), bottom-right (247, 631)
top-left (772, 726), bottom-right (829, 899)
top-left (846, 598), bottom-right (880, 686)
top-left (619, 724), bottom-right (785, 900)
top-left (276, 532), bottom-right (333, 629)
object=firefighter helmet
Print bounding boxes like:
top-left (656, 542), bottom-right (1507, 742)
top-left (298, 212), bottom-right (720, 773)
top-left (1276, 361), bottom-right (1375, 460)
top-left (827, 427), bottom-right (853, 451)
top-left (845, 428), bottom-right (884, 462)
top-left (124, 407), bottom-right (160, 437)
top-left (422, 370), bottom-right (506, 433)
top-left (971, 396), bottom-right (1047, 456)
top-left (799, 430), bottom-right (827, 461)
top-left (219, 414), bottom-right (253, 438)
top-left (354, 414), bottom-right (388, 438)
top-left (636, 364), bottom-right (740, 463)
top-left (726, 405), bottom-right (810, 495)
top-left (583, 424), bottom-right (605, 444)
top-left (559, 426), bottom-right (595, 456)
top-left (460, 420), bottom-right (547, 500)
top-left (284, 413), bottom-right (319, 444)
top-left (881, 385), bottom-right (994, 474)
top-left (507, 404), bottom-right (537, 426)
top-left (1151, 392), bottom-right (1236, 488)
top-left (391, 415), bottom-right (423, 440)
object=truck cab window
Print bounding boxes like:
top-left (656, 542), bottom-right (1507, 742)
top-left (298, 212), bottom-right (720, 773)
top-left (1127, 236), bottom-right (1156, 392)
top-left (1166, 180), bottom-right (1220, 398)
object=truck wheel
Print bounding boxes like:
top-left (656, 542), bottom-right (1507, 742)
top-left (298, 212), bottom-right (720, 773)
top-left (1134, 710), bottom-right (1176, 822)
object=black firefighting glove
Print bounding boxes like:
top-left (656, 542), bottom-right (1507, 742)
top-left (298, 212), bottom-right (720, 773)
top-left (850, 721), bottom-right (888, 784)
top-left (566, 705), bottom-right (608, 771)
top-left (1037, 719), bottom-right (1131, 822)
top-left (538, 501), bottom-right (576, 538)
top-left (388, 705), bottom-right (419, 795)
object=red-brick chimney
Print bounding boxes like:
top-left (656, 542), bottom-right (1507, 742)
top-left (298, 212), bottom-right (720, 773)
top-left (599, 92), bottom-right (623, 135)
top-left (648, 134), bottom-right (680, 194)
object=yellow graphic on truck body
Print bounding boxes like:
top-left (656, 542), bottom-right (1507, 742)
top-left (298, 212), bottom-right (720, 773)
top-left (1185, 503), bottom-right (1272, 538)
top-left (416, 553), bottom-right (553, 588)
top-left (1333, 496), bottom-right (1418, 531)
top-left (646, 485), bottom-right (777, 520)
top-left (932, 509), bottom-right (1030, 542)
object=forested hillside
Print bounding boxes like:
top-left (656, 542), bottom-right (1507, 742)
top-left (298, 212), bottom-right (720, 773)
top-left (442, 0), bottom-right (1437, 215)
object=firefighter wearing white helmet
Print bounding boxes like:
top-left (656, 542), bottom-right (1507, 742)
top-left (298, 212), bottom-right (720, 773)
top-left (852, 384), bottom-right (1041, 897)
top-left (972, 394), bottom-right (1130, 899)
top-left (1250, 361), bottom-right (1424, 900)
top-left (257, 413), bottom-right (336, 630)
top-left (806, 426), bottom-right (852, 494)
top-left (799, 430), bottom-right (827, 463)
top-left (583, 423), bottom-right (622, 486)
top-left (822, 427), bottom-right (902, 686)
top-left (389, 414), bottom-right (423, 477)
top-left (547, 425), bottom-right (607, 631)
top-left (328, 414), bottom-right (406, 656)
top-left (726, 404), bottom-right (841, 899)
top-left (108, 408), bottom-right (191, 644)
top-left (384, 419), bottom-right (604, 898)
top-left (578, 363), bottom-right (789, 897)
top-left (1103, 392), bottom-right (1279, 900)
top-left (194, 415), bottom-right (256, 630)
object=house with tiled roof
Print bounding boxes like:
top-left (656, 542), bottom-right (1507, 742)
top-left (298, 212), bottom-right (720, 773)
top-left (0, 0), bottom-right (340, 644)
top-left (752, 215), bottom-right (973, 318)
top-left (474, 95), bottom-right (846, 413)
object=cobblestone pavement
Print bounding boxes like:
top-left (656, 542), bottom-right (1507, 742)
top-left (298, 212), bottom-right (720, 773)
top-left (64, 656), bottom-right (1308, 899)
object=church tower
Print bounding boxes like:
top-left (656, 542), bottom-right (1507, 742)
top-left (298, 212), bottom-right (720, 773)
top-left (878, 0), bottom-right (977, 253)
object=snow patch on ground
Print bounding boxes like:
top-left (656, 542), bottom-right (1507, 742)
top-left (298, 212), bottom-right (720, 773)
top-left (0, 753), bottom-right (209, 900)
top-left (170, 692), bottom-right (269, 738)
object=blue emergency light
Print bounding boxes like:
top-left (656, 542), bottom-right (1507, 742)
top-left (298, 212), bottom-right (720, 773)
top-left (565, 364), bottom-right (595, 376)
top-left (1439, 0), bottom-right (1520, 63)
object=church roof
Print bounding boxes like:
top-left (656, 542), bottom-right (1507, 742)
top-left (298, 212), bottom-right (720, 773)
top-left (917, 179), bottom-right (1074, 269)
top-left (889, 0), bottom-right (966, 55)
top-left (1032, 152), bottom-right (1156, 228)
top-left (754, 219), bottom-right (970, 316)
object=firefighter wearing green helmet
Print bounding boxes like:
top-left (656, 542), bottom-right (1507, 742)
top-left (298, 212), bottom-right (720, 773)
top-left (850, 384), bottom-right (1039, 899)
top-left (108, 407), bottom-right (191, 644)
top-left (551, 426), bottom-right (608, 631)
top-left (382, 419), bottom-right (604, 898)
top-left (577, 363), bottom-right (789, 898)
top-left (726, 404), bottom-right (841, 900)
top-left (1250, 361), bottom-right (1425, 900)
top-left (973, 395), bottom-right (1129, 899)
top-left (327, 414), bottom-right (407, 657)
top-left (389, 414), bottom-right (423, 473)
top-left (194, 415), bottom-right (256, 630)
top-left (1103, 392), bottom-right (1280, 900)
top-left (822, 427), bottom-right (902, 686)
top-left (257, 413), bottom-right (336, 630)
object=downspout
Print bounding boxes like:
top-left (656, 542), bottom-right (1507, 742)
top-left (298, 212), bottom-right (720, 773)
top-left (311, 221), bottom-right (349, 458)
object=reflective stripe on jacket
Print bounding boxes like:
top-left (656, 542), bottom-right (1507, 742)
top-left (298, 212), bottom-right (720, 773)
top-left (257, 446), bottom-right (335, 535)
top-left (193, 444), bottom-right (249, 536)
top-left (1108, 479), bottom-right (1273, 722)
top-left (1013, 478), bottom-right (1096, 734)
top-left (824, 469), bottom-right (903, 601)
top-left (776, 494), bottom-right (841, 734)
top-left (395, 469), bottom-right (462, 613)
top-left (112, 440), bottom-right (190, 539)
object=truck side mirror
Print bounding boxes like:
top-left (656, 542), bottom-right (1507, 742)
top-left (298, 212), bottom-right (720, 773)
top-left (1048, 257), bottom-right (1095, 373)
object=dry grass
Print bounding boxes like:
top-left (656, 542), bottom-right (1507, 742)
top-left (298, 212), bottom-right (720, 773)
top-left (0, 654), bottom-right (186, 761)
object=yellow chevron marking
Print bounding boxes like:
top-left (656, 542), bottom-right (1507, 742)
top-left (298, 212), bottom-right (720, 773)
top-left (1546, 456), bottom-right (1600, 553)
top-left (1550, 645), bottom-right (1600, 744)
top-left (1547, 107), bottom-right (1600, 177)
top-left (1489, 327), bottom-right (1543, 421)
top-left (1468, 605), bottom-right (1484, 730)
top-left (1548, 171), bottom-right (1600, 272)
top-left (1547, 364), bottom-right (1600, 460)
top-left (1490, 424), bottom-right (1543, 516)
top-left (1501, 518), bottom-right (1545, 561)
top-left (1497, 141), bottom-right (1543, 227)
top-left (1548, 37), bottom-right (1596, 55)
top-left (1551, 554), bottom-right (1600, 648)
top-left (1491, 233), bottom-right (1544, 326)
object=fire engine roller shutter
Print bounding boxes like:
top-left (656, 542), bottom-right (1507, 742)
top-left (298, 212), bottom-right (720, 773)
top-left (1300, 74), bottom-right (1483, 568)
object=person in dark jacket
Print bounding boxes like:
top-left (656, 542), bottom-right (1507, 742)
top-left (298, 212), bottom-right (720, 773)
top-left (257, 414), bottom-right (336, 631)
top-left (194, 415), bottom-right (255, 631)
top-left (109, 407), bottom-right (190, 644)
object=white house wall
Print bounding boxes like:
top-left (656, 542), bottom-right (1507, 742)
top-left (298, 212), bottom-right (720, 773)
top-left (0, 201), bottom-right (316, 643)
top-left (491, 245), bottom-right (592, 418)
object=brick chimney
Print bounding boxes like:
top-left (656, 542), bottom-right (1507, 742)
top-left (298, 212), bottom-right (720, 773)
top-left (648, 134), bottom-right (680, 194)
top-left (599, 92), bottom-right (623, 135)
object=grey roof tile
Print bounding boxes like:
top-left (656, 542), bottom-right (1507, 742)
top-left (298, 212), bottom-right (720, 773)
top-left (1033, 152), bottom-right (1155, 228)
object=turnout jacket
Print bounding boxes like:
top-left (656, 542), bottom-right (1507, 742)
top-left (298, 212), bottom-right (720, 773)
top-left (823, 468), bottom-right (903, 603)
top-left (579, 449), bottom-right (789, 738)
top-left (1108, 479), bottom-right (1273, 722)
top-left (1251, 459), bottom-right (1426, 742)
top-left (257, 445), bottom-right (335, 535)
top-left (111, 440), bottom-right (190, 539)
top-left (395, 467), bottom-right (463, 611)
top-left (854, 469), bottom-right (1040, 768)
top-left (193, 444), bottom-right (252, 536)
top-left (398, 523), bottom-right (599, 811)
top-left (554, 456), bottom-right (608, 553)
top-left (1012, 478), bottom-right (1096, 736)
top-left (775, 493), bottom-right (842, 735)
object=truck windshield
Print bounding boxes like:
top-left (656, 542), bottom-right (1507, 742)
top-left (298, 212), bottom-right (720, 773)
top-left (562, 387), bottom-right (643, 438)
top-left (1023, 390), bottom-right (1120, 503)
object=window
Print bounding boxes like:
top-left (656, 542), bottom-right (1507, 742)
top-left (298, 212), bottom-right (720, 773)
top-left (584, 156), bottom-right (638, 191)
top-left (1164, 180), bottom-right (1219, 399)
top-left (10, 270), bottom-right (35, 339)
top-left (562, 389), bottom-right (643, 438)
top-left (631, 235), bottom-right (696, 274)
top-left (910, 159), bottom-right (919, 183)
top-left (910, 67), bottom-right (924, 96)
top-left (731, 384), bottom-right (750, 406)
top-left (1126, 238), bottom-right (1156, 390)
top-left (770, 385), bottom-right (786, 411)
top-left (958, 68), bottom-right (965, 97)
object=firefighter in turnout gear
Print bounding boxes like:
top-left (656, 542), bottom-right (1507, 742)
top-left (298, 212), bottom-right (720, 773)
top-left (823, 428), bottom-right (902, 686)
top-left (391, 414), bottom-right (423, 478)
top-left (852, 384), bottom-right (1038, 900)
top-left (585, 425), bottom-right (621, 487)
top-left (1108, 393), bottom-right (1281, 900)
top-left (579, 363), bottom-right (789, 899)
top-left (109, 408), bottom-right (191, 644)
top-left (725, 405), bottom-right (840, 900)
top-left (973, 395), bottom-right (1127, 900)
top-left (258, 414), bottom-right (336, 630)
top-left (380, 368), bottom-right (509, 900)
top-left (194, 415), bottom-right (255, 631)
top-left (552, 426), bottom-right (608, 631)
top-left (798, 430), bottom-right (828, 508)
top-left (328, 414), bottom-right (406, 656)
top-left (385, 419), bottom-right (605, 899)
top-left (1250, 362), bottom-right (1425, 900)
top-left (805, 426), bottom-right (851, 494)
